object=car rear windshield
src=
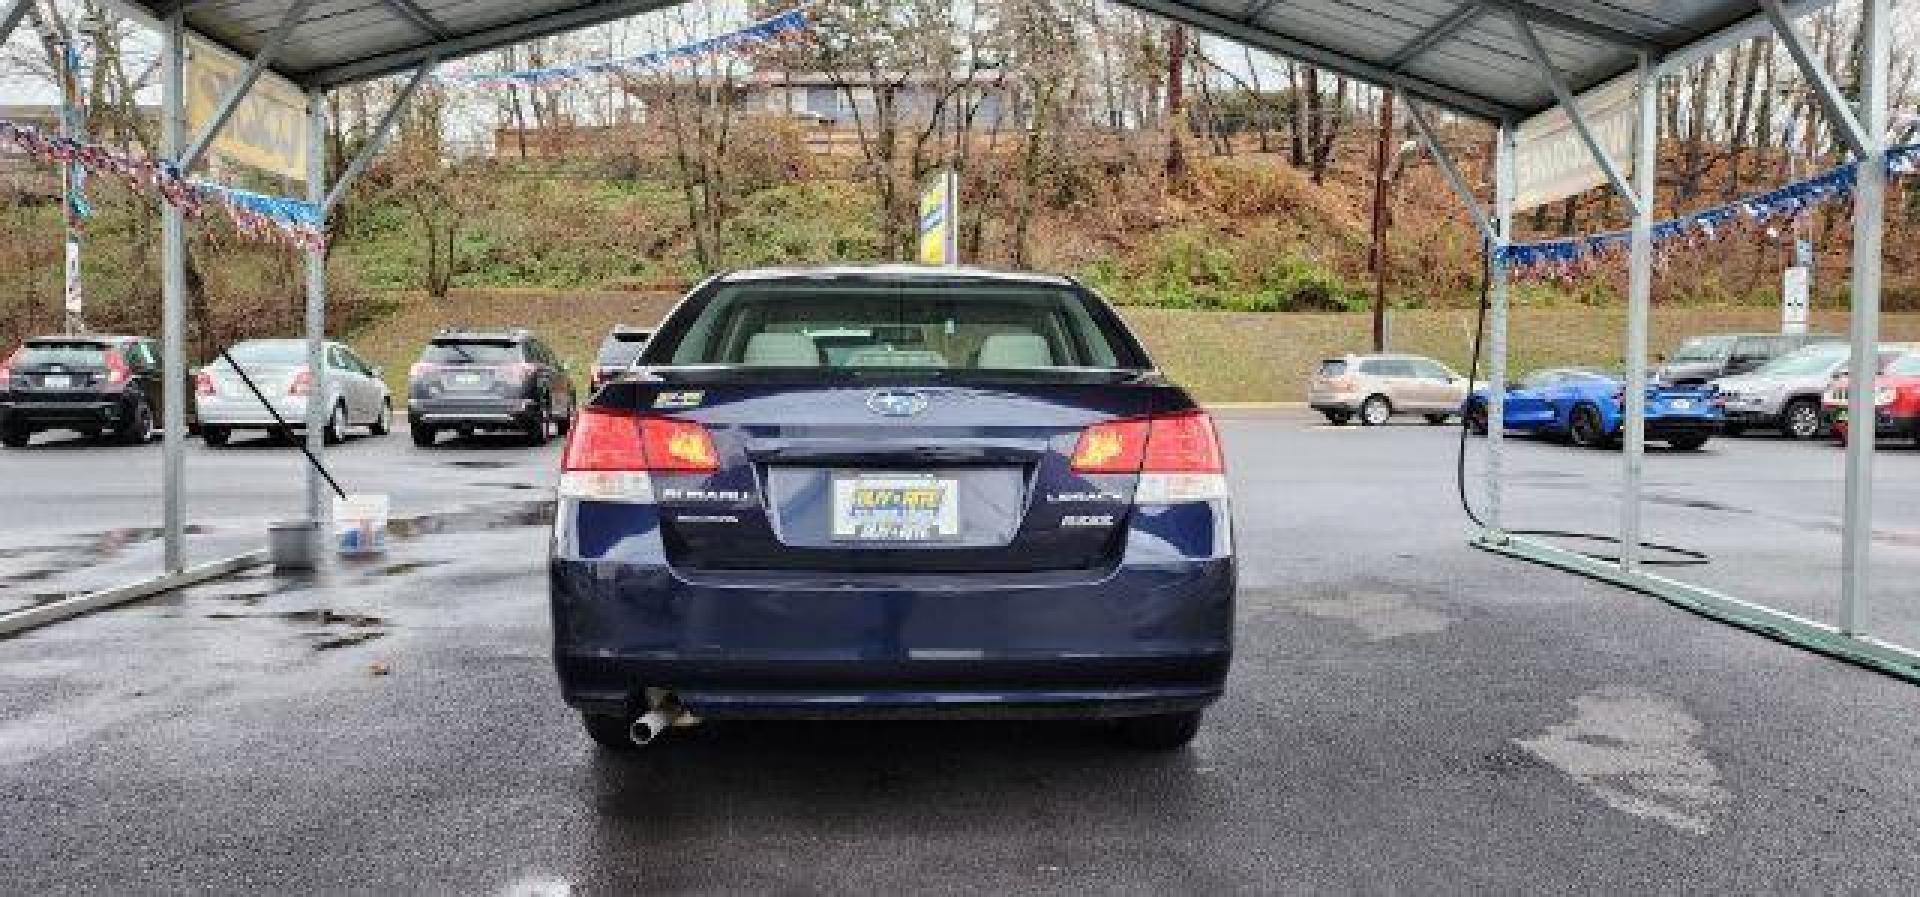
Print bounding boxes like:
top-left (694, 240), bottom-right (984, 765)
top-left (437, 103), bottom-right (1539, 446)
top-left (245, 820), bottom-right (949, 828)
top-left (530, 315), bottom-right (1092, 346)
top-left (1889, 354), bottom-right (1920, 376)
top-left (1317, 359), bottom-right (1347, 376)
top-left (1670, 336), bottom-right (1735, 363)
top-left (596, 336), bottom-right (647, 367)
top-left (422, 340), bottom-right (521, 364)
top-left (648, 280), bottom-right (1147, 372)
top-left (16, 342), bottom-right (109, 366)
top-left (221, 341), bottom-right (308, 366)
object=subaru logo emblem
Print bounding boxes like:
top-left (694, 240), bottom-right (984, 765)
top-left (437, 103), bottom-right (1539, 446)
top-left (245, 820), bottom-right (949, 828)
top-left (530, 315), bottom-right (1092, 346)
top-left (867, 390), bottom-right (929, 417)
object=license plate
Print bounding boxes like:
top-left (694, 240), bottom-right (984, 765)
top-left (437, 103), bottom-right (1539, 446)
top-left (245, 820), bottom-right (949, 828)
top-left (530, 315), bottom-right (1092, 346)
top-left (831, 474), bottom-right (960, 541)
top-left (42, 374), bottom-right (71, 389)
top-left (1668, 398), bottom-right (1692, 410)
top-left (448, 372), bottom-right (488, 390)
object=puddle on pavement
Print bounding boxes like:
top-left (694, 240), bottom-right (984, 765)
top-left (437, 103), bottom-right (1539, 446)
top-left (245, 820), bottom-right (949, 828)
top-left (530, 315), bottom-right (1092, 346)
top-left (473, 481), bottom-right (542, 491)
top-left (387, 500), bottom-right (554, 539)
top-left (372, 560), bottom-right (450, 577)
top-left (313, 630), bottom-right (387, 650)
top-left (446, 460), bottom-right (518, 470)
top-left (0, 523), bottom-right (220, 593)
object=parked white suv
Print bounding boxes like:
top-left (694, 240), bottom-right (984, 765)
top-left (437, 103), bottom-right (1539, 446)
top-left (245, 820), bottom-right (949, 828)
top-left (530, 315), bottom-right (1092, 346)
top-left (1309, 353), bottom-right (1473, 426)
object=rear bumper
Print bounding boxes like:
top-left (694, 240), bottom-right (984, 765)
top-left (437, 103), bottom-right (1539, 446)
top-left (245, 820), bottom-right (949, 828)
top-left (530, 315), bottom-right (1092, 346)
top-left (1829, 409), bottom-right (1920, 438)
top-left (1645, 418), bottom-right (1721, 439)
top-left (408, 397), bottom-right (536, 425)
top-left (0, 397), bottom-right (126, 429)
top-left (196, 394), bottom-right (308, 428)
top-left (550, 503), bottom-right (1235, 720)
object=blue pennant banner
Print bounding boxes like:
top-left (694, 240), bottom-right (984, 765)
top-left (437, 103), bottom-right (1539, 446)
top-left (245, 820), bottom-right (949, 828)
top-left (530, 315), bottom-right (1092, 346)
top-left (443, 7), bottom-right (812, 90)
top-left (1503, 143), bottom-right (1920, 281)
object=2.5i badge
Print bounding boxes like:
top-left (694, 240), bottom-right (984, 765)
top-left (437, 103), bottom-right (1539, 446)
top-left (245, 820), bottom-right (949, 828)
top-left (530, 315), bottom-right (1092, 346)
top-left (653, 390), bottom-right (705, 409)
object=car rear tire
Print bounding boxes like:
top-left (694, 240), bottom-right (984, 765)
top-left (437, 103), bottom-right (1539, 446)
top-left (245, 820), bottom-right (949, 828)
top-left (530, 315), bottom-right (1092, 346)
top-left (1424, 413), bottom-right (1451, 426)
top-left (1568, 404), bottom-right (1607, 449)
top-left (1782, 397), bottom-right (1823, 440)
top-left (1668, 433), bottom-right (1711, 451)
top-left (1322, 410), bottom-right (1352, 426)
top-left (1723, 424), bottom-right (1746, 437)
top-left (1358, 395), bottom-right (1392, 426)
top-left (1465, 402), bottom-right (1488, 436)
top-left (525, 409), bottom-right (552, 446)
top-left (115, 399), bottom-right (154, 445)
top-left (323, 403), bottom-right (346, 446)
top-left (556, 394), bottom-right (575, 436)
top-left (369, 401), bottom-right (392, 436)
top-left (410, 422), bottom-right (437, 448)
top-left (201, 426), bottom-right (231, 447)
top-left (580, 712), bottom-right (641, 753)
top-left (1114, 710), bottom-right (1203, 750)
top-left (1, 427), bottom-right (29, 448)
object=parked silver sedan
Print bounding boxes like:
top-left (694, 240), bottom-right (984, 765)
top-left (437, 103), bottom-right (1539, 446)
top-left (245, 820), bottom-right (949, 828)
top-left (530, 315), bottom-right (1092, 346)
top-left (194, 339), bottom-right (392, 447)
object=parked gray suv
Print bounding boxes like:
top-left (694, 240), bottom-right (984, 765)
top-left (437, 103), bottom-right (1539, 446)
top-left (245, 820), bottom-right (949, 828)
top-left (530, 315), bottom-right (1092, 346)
top-left (1713, 342), bottom-right (1917, 439)
top-left (406, 329), bottom-right (577, 447)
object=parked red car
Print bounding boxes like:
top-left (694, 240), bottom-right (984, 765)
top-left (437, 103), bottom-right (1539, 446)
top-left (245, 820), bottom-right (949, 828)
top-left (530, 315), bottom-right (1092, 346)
top-left (1826, 351), bottom-right (1920, 446)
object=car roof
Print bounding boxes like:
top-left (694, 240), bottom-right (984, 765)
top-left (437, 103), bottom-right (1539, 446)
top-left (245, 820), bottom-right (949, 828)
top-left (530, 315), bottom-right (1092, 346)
top-left (434, 328), bottom-right (529, 342)
top-left (716, 264), bottom-right (1074, 286)
top-left (24, 334), bottom-right (141, 344)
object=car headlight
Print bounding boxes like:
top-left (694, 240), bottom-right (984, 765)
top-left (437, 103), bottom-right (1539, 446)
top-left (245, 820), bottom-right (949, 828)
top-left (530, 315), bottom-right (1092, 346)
top-left (1876, 387), bottom-right (1897, 406)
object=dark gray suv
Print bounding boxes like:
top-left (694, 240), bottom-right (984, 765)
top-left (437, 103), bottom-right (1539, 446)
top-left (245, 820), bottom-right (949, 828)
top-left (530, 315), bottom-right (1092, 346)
top-left (406, 329), bottom-right (577, 447)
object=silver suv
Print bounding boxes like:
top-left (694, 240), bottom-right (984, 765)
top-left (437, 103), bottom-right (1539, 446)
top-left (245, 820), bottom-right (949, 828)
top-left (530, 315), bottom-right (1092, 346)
top-left (1713, 342), bottom-right (1917, 439)
top-left (1309, 354), bottom-right (1472, 426)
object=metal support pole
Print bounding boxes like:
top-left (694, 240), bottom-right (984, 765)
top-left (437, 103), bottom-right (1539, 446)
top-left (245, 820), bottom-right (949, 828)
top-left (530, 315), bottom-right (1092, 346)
top-left (160, 9), bottom-right (187, 574)
top-left (304, 90), bottom-right (330, 534)
top-left (1840, 0), bottom-right (1889, 635)
top-left (1619, 54), bottom-right (1658, 572)
top-left (1486, 123), bottom-right (1515, 540)
top-left (323, 59), bottom-right (435, 213)
top-left (0, 0), bottom-right (31, 46)
top-left (1509, 10), bottom-right (1640, 208)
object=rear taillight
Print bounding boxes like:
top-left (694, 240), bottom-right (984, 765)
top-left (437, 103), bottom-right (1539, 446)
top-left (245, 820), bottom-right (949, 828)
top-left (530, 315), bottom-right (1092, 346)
top-left (195, 371), bottom-right (216, 397)
top-left (104, 350), bottom-right (131, 387)
top-left (1070, 419), bottom-right (1149, 473)
top-left (0, 348), bottom-right (15, 390)
top-left (287, 369), bottom-right (312, 396)
top-left (1142, 409), bottom-right (1224, 473)
top-left (502, 362), bottom-right (540, 383)
top-left (559, 409), bottom-right (719, 502)
top-left (409, 362), bottom-right (437, 379)
top-left (1073, 411), bottom-right (1224, 475)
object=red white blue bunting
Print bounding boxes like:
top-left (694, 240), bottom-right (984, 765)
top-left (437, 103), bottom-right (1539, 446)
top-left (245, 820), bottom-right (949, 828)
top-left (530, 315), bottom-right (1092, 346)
top-left (0, 118), bottom-right (325, 251)
top-left (1503, 142), bottom-right (1920, 282)
top-left (441, 7), bottom-right (813, 90)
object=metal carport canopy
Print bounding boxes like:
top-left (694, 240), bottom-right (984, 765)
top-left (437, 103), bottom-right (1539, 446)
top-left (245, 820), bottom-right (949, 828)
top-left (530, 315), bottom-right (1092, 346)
top-left (102, 0), bottom-right (1827, 121)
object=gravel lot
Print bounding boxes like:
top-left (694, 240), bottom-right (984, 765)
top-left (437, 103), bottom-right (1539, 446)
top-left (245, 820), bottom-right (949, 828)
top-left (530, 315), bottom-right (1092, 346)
top-left (2, 411), bottom-right (1918, 893)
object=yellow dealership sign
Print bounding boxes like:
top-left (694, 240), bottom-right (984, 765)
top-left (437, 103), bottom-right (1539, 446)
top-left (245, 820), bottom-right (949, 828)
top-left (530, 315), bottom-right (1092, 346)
top-left (186, 37), bottom-right (309, 182)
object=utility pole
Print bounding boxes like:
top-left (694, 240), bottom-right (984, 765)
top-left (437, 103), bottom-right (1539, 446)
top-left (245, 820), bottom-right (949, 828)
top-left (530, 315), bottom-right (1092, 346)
top-left (1367, 88), bottom-right (1395, 352)
top-left (30, 0), bottom-right (86, 334)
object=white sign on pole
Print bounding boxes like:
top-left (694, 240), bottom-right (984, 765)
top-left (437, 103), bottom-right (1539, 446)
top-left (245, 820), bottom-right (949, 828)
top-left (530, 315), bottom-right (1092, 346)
top-left (1782, 266), bottom-right (1810, 334)
top-left (63, 239), bottom-right (82, 316)
top-left (1512, 73), bottom-right (1638, 212)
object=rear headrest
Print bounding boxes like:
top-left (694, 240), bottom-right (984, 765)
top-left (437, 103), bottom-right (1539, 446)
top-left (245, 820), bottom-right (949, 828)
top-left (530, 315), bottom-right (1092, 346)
top-left (976, 333), bottom-right (1054, 369)
top-left (743, 332), bottom-right (820, 367)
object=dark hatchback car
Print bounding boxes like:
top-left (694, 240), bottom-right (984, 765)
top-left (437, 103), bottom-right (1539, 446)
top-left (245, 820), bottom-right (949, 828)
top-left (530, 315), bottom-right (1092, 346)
top-left (407, 329), bottom-right (577, 447)
top-left (551, 266), bottom-right (1236, 752)
top-left (591, 326), bottom-right (653, 392)
top-left (0, 335), bottom-right (168, 447)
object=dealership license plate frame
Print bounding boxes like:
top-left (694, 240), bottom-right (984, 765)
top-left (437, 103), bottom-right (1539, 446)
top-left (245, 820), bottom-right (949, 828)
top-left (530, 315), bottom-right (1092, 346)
top-left (830, 473), bottom-right (961, 542)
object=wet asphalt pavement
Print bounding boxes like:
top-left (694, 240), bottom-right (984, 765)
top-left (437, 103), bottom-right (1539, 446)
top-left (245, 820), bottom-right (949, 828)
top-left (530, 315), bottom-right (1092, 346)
top-left (3, 412), bottom-right (1920, 893)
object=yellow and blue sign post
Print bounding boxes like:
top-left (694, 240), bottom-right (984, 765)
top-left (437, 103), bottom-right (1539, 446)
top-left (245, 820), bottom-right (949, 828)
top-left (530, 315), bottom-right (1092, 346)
top-left (917, 169), bottom-right (958, 266)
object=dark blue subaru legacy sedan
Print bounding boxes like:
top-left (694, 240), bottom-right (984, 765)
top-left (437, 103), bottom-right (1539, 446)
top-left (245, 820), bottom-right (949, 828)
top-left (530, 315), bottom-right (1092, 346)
top-left (550, 266), bottom-right (1234, 750)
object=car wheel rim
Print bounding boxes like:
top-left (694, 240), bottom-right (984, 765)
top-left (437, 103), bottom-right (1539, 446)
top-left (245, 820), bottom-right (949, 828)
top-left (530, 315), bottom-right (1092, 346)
top-left (1365, 401), bottom-right (1388, 425)
top-left (1789, 405), bottom-right (1818, 437)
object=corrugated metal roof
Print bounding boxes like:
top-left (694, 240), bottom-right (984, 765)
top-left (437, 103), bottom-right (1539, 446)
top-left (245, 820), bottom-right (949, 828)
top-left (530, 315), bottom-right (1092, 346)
top-left (104, 0), bottom-right (1818, 121)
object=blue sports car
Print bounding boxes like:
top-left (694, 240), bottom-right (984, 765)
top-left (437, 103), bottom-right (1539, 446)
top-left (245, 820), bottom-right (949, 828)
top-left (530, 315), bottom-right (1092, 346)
top-left (1462, 368), bottom-right (1722, 450)
top-left (551, 266), bottom-right (1234, 752)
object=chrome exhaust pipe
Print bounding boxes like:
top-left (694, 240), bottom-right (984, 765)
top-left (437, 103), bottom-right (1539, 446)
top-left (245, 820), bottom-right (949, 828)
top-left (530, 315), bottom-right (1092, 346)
top-left (628, 709), bottom-right (672, 746)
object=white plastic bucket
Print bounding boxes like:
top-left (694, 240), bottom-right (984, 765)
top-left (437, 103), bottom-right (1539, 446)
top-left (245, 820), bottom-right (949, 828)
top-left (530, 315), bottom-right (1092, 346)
top-left (333, 493), bottom-right (390, 555)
